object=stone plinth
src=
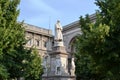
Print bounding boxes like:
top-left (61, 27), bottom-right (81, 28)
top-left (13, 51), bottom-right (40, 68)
top-left (42, 46), bottom-right (76, 80)
top-left (42, 76), bottom-right (76, 80)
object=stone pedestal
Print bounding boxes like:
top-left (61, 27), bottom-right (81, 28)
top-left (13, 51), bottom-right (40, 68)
top-left (42, 46), bottom-right (76, 80)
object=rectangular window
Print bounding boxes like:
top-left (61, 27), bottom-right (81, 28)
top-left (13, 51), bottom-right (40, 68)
top-left (28, 39), bottom-right (32, 46)
top-left (44, 41), bottom-right (47, 47)
top-left (36, 40), bottom-right (39, 46)
top-left (35, 39), bottom-right (39, 46)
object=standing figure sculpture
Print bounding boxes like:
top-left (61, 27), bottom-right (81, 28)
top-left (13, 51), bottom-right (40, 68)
top-left (54, 20), bottom-right (64, 46)
top-left (55, 59), bottom-right (61, 75)
top-left (55, 20), bottom-right (63, 41)
top-left (42, 59), bottom-right (47, 76)
top-left (71, 58), bottom-right (75, 76)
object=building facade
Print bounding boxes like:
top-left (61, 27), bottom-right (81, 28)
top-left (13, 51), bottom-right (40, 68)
top-left (63, 14), bottom-right (96, 58)
top-left (62, 14), bottom-right (96, 73)
top-left (23, 23), bottom-right (53, 58)
top-left (24, 14), bottom-right (96, 59)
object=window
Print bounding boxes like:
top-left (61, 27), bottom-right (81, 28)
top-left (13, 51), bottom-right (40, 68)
top-left (35, 40), bottom-right (39, 46)
top-left (37, 40), bottom-right (39, 46)
top-left (44, 41), bottom-right (47, 47)
top-left (27, 39), bottom-right (32, 46)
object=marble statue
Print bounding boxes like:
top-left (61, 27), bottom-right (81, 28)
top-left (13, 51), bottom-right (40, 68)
top-left (42, 60), bottom-right (47, 76)
top-left (55, 59), bottom-right (61, 75)
top-left (71, 58), bottom-right (75, 76)
top-left (55, 20), bottom-right (63, 41)
top-left (42, 55), bottom-right (48, 76)
top-left (54, 20), bottom-right (64, 46)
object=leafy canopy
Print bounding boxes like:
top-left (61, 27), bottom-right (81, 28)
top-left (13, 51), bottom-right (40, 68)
top-left (75, 0), bottom-right (120, 79)
top-left (0, 0), bottom-right (43, 79)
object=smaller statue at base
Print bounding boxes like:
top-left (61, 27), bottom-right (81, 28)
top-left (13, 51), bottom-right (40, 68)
top-left (55, 59), bottom-right (61, 75)
top-left (71, 58), bottom-right (75, 76)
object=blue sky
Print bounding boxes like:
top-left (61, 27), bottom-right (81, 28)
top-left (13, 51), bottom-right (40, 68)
top-left (18, 0), bottom-right (98, 31)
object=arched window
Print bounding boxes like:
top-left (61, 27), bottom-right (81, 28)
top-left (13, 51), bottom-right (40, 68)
top-left (69, 37), bottom-right (76, 53)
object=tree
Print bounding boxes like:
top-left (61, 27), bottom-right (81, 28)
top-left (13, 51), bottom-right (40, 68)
top-left (0, 0), bottom-right (43, 79)
top-left (24, 49), bottom-right (43, 80)
top-left (75, 15), bottom-right (109, 79)
top-left (0, 64), bottom-right (8, 79)
top-left (75, 15), bottom-right (94, 80)
top-left (0, 0), bottom-right (42, 80)
top-left (75, 0), bottom-right (120, 79)
top-left (94, 0), bottom-right (120, 79)
top-left (0, 0), bottom-right (30, 79)
top-left (75, 51), bottom-right (94, 80)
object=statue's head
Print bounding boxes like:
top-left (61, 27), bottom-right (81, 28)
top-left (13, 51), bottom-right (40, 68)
top-left (57, 20), bottom-right (60, 23)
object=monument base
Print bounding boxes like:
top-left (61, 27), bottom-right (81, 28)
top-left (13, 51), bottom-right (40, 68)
top-left (42, 46), bottom-right (76, 80)
top-left (42, 75), bottom-right (76, 80)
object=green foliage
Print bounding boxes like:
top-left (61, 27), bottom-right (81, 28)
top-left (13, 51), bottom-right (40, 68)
top-left (75, 0), bottom-right (120, 79)
top-left (0, 0), bottom-right (27, 79)
top-left (75, 53), bottom-right (93, 80)
top-left (95, 0), bottom-right (120, 79)
top-left (0, 0), bottom-right (43, 80)
top-left (75, 15), bottom-right (93, 80)
top-left (24, 49), bottom-right (43, 80)
top-left (0, 64), bottom-right (8, 80)
top-left (76, 15), bottom-right (110, 79)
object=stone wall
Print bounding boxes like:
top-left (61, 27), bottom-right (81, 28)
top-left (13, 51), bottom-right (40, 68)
top-left (23, 23), bottom-right (53, 58)
top-left (63, 13), bottom-right (96, 55)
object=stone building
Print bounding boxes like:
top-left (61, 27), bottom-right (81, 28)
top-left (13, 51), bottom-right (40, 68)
top-left (63, 14), bottom-right (96, 57)
top-left (23, 23), bottom-right (53, 58)
top-left (63, 14), bottom-right (96, 73)
top-left (23, 14), bottom-right (96, 59)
